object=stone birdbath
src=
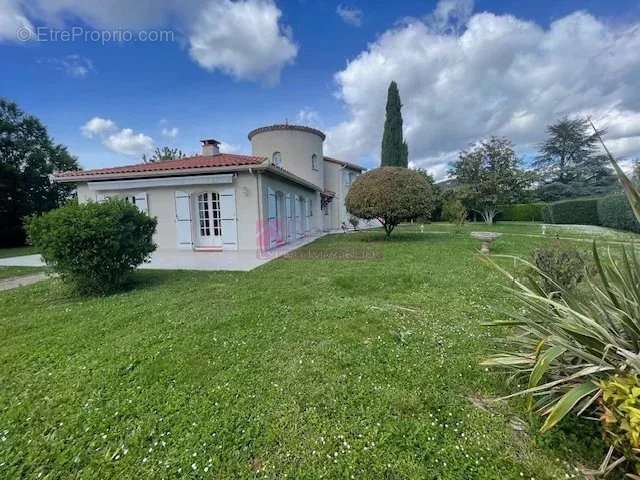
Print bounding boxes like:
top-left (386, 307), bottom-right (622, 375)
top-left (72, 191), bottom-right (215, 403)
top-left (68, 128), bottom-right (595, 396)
top-left (470, 231), bottom-right (502, 254)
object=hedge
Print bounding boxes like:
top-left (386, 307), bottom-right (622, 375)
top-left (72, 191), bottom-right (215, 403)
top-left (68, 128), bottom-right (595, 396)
top-left (497, 203), bottom-right (546, 222)
top-left (597, 193), bottom-right (640, 233)
top-left (542, 198), bottom-right (601, 225)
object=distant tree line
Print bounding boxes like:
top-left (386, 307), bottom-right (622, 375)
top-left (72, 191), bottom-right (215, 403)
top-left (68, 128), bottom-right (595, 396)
top-left (443, 116), bottom-right (620, 223)
top-left (376, 81), bottom-right (620, 226)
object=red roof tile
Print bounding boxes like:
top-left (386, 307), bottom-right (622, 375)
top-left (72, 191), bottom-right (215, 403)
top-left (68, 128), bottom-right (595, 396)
top-left (56, 153), bottom-right (267, 179)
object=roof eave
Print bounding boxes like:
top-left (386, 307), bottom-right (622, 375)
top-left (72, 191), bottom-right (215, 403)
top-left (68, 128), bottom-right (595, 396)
top-left (323, 156), bottom-right (366, 172)
top-left (53, 162), bottom-right (268, 183)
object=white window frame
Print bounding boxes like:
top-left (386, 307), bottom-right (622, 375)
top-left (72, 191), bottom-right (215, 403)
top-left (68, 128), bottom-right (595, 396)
top-left (272, 151), bottom-right (282, 167)
top-left (195, 191), bottom-right (223, 247)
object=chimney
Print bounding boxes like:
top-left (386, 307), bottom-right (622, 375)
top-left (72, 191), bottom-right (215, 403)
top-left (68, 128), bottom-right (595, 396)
top-left (201, 139), bottom-right (220, 156)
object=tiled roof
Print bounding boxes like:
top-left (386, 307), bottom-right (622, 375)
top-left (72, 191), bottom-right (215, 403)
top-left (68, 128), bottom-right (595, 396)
top-left (56, 154), bottom-right (267, 179)
top-left (247, 124), bottom-right (326, 141)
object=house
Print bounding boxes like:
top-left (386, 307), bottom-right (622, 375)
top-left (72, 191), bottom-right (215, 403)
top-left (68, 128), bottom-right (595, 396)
top-left (54, 124), bottom-right (366, 254)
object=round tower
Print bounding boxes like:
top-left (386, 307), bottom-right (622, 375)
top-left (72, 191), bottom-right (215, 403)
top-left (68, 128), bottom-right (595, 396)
top-left (248, 124), bottom-right (325, 188)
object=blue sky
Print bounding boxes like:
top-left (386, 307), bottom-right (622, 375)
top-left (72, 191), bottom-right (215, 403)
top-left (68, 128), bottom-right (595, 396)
top-left (2, 0), bottom-right (640, 178)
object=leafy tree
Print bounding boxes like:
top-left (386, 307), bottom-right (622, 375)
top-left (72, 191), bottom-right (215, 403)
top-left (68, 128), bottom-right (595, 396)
top-left (381, 81), bottom-right (408, 167)
top-left (345, 167), bottom-right (435, 238)
top-left (449, 136), bottom-right (535, 224)
top-left (534, 117), bottom-right (617, 200)
top-left (0, 98), bottom-right (78, 246)
top-left (142, 146), bottom-right (186, 163)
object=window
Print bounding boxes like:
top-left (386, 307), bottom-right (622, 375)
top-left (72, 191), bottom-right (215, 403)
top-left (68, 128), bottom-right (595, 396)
top-left (272, 151), bottom-right (282, 167)
top-left (198, 193), bottom-right (211, 237)
top-left (197, 192), bottom-right (222, 237)
top-left (311, 153), bottom-right (318, 171)
top-left (124, 195), bottom-right (136, 206)
top-left (309, 199), bottom-right (313, 216)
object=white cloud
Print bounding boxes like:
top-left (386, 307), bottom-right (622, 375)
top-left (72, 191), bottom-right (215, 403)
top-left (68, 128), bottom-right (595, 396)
top-left (336, 4), bottom-right (363, 27)
top-left (42, 54), bottom-right (94, 78)
top-left (161, 126), bottom-right (179, 138)
top-left (326, 3), bottom-right (640, 180)
top-left (104, 128), bottom-right (154, 156)
top-left (22, 0), bottom-right (186, 30)
top-left (82, 117), bottom-right (154, 156)
top-left (188, 0), bottom-right (298, 84)
top-left (0, 0), bottom-right (34, 41)
top-left (6, 0), bottom-right (297, 84)
top-left (219, 141), bottom-right (240, 153)
top-left (427, 0), bottom-right (474, 34)
top-left (81, 117), bottom-right (117, 138)
top-left (296, 108), bottom-right (321, 127)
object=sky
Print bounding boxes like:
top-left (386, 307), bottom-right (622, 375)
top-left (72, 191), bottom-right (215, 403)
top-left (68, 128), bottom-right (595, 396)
top-left (2, 0), bottom-right (640, 179)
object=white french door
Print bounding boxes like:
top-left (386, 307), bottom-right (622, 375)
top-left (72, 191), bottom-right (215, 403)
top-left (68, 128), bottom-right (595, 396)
top-left (196, 192), bottom-right (223, 247)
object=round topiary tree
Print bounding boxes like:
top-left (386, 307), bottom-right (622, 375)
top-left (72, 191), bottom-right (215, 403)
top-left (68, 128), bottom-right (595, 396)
top-left (27, 199), bottom-right (157, 295)
top-left (345, 167), bottom-right (435, 238)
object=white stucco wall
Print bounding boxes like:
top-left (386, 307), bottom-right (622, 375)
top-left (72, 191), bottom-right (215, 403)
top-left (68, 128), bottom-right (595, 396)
top-left (250, 129), bottom-right (324, 189)
top-left (75, 173), bottom-right (260, 251)
top-left (322, 160), bottom-right (341, 230)
top-left (321, 160), bottom-right (362, 230)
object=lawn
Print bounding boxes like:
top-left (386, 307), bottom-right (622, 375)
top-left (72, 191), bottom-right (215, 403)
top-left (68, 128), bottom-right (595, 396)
top-left (0, 223), bottom-right (617, 479)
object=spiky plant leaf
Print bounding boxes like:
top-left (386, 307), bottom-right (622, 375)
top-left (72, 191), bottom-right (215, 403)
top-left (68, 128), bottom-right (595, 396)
top-left (540, 382), bottom-right (600, 433)
top-left (529, 345), bottom-right (566, 390)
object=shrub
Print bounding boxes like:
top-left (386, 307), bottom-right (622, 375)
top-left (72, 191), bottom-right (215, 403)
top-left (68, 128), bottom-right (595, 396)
top-left (482, 242), bottom-right (640, 473)
top-left (531, 243), bottom-right (588, 296)
top-left (541, 197), bottom-right (600, 225)
top-left (497, 203), bottom-right (546, 222)
top-left (348, 216), bottom-right (359, 230)
top-left (600, 374), bottom-right (640, 475)
top-left (27, 199), bottom-right (157, 295)
top-left (346, 167), bottom-right (435, 238)
top-left (483, 142), bottom-right (640, 475)
top-left (598, 194), bottom-right (640, 233)
top-left (441, 198), bottom-right (467, 229)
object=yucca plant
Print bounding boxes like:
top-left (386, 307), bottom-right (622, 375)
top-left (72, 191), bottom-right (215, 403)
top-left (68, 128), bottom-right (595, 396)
top-left (482, 122), bottom-right (640, 476)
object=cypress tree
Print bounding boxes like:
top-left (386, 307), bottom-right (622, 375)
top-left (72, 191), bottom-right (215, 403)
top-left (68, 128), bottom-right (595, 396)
top-left (381, 81), bottom-right (408, 167)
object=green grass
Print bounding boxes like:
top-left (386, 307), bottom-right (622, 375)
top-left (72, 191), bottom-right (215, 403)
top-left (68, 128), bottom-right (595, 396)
top-left (0, 266), bottom-right (45, 280)
top-left (0, 223), bottom-right (620, 479)
top-left (0, 245), bottom-right (37, 259)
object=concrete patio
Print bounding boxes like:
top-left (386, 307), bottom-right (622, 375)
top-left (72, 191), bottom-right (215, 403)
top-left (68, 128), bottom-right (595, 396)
top-left (0, 233), bottom-right (325, 272)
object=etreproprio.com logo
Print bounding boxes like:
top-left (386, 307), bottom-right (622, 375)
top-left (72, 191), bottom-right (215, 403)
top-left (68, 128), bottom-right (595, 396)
top-left (16, 26), bottom-right (175, 44)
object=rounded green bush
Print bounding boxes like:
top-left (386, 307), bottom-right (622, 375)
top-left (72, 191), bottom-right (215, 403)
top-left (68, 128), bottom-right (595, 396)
top-left (345, 167), bottom-right (435, 237)
top-left (27, 199), bottom-right (157, 294)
